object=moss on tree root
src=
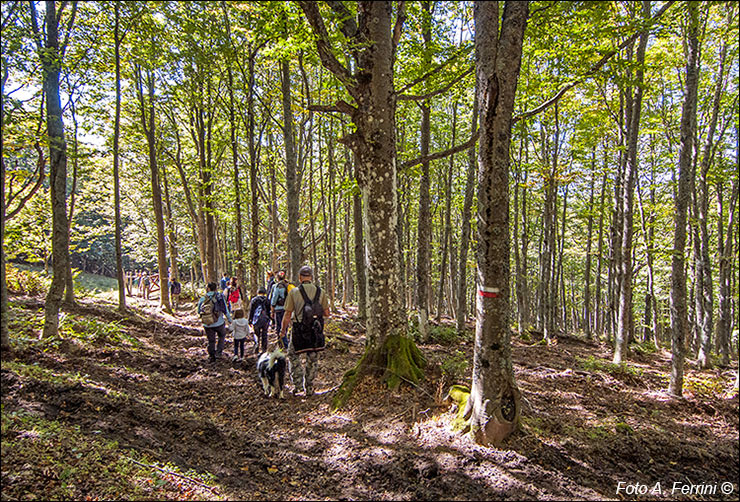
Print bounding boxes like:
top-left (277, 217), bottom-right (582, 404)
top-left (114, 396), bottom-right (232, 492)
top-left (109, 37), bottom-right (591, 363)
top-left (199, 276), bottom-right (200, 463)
top-left (331, 334), bottom-right (426, 410)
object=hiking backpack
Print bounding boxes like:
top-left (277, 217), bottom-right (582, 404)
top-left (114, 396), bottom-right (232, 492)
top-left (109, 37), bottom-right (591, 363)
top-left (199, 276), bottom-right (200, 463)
top-left (171, 281), bottom-right (181, 295)
top-left (252, 298), bottom-right (270, 328)
top-left (198, 295), bottom-right (218, 325)
top-left (228, 286), bottom-right (241, 304)
top-left (293, 285), bottom-right (324, 353)
top-left (274, 282), bottom-right (287, 307)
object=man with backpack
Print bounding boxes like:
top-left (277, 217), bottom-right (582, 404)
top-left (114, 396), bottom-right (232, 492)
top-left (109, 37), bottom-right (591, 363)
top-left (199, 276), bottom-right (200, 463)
top-left (220, 272), bottom-right (230, 292)
top-left (249, 287), bottom-right (272, 354)
top-left (271, 270), bottom-right (292, 346)
top-left (169, 276), bottom-right (182, 312)
top-left (279, 266), bottom-right (329, 397)
top-left (198, 282), bottom-right (233, 363)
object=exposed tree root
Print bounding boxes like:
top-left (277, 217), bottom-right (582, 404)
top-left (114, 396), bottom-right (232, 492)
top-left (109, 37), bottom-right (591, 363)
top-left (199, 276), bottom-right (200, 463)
top-left (331, 334), bottom-right (426, 411)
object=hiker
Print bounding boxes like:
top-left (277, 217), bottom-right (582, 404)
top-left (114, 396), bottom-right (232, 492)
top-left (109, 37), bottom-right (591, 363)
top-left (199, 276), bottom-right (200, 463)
top-left (271, 270), bottom-right (292, 346)
top-left (266, 270), bottom-right (275, 299)
top-left (133, 270), bottom-right (141, 297)
top-left (141, 271), bottom-right (151, 300)
top-left (231, 309), bottom-right (249, 361)
top-left (220, 272), bottom-right (230, 292)
top-left (249, 287), bottom-right (272, 354)
top-left (169, 276), bottom-right (181, 311)
top-left (198, 282), bottom-right (233, 363)
top-left (125, 270), bottom-right (132, 296)
top-left (225, 277), bottom-right (245, 313)
top-left (279, 265), bottom-right (329, 397)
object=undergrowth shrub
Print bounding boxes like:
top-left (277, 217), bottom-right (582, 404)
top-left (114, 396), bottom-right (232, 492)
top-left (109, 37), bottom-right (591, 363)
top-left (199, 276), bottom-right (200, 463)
top-left (6, 265), bottom-right (50, 296)
top-left (576, 355), bottom-right (643, 379)
top-left (441, 350), bottom-right (469, 382)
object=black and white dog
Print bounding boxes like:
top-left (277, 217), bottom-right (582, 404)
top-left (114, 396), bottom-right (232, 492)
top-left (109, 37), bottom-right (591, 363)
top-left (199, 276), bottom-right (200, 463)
top-left (257, 346), bottom-right (286, 399)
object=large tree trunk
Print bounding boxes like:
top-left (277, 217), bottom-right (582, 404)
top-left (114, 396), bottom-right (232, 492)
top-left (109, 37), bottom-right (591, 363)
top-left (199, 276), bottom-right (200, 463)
top-left (248, 52), bottom-right (260, 296)
top-left (464, 0), bottom-right (528, 447)
top-left (41, 0), bottom-right (72, 338)
top-left (669, 0), bottom-right (699, 398)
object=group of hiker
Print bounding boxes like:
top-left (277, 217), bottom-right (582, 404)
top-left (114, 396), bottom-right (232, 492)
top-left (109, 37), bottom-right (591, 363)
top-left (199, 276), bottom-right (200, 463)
top-left (124, 269), bottom-right (182, 310)
top-left (125, 270), bottom-right (154, 300)
top-left (198, 266), bottom-right (329, 397)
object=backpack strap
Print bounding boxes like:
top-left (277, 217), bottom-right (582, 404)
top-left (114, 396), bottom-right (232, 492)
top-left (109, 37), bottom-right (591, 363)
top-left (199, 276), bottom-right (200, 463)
top-left (298, 284), bottom-right (311, 305)
top-left (313, 286), bottom-right (322, 312)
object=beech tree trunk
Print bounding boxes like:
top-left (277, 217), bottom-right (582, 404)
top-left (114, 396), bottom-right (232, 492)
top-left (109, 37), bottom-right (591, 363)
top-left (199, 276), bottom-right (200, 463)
top-left (282, 60), bottom-right (302, 282)
top-left (416, 0), bottom-right (432, 338)
top-left (669, 0), bottom-right (699, 398)
top-left (134, 63), bottom-right (171, 313)
top-left (614, 1), bottom-right (649, 363)
top-left (456, 91), bottom-right (478, 335)
top-left (38, 0), bottom-right (73, 338)
top-left (464, 0), bottom-right (528, 446)
top-left (112, 3), bottom-right (126, 311)
top-left (300, 1), bottom-right (424, 408)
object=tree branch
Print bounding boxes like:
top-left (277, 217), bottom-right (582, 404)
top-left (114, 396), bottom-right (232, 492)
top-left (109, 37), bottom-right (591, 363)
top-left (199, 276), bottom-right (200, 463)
top-left (514, 0), bottom-right (675, 123)
top-left (395, 43), bottom-right (473, 95)
top-left (398, 66), bottom-right (473, 101)
top-left (298, 1), bottom-right (355, 91)
top-left (401, 129), bottom-right (479, 171)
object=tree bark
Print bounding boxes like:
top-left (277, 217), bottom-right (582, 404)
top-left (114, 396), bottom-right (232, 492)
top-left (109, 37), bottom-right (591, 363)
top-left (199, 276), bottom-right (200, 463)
top-left (437, 102), bottom-right (457, 322)
top-left (669, 0), bottom-right (699, 398)
top-left (465, 0), bottom-right (528, 446)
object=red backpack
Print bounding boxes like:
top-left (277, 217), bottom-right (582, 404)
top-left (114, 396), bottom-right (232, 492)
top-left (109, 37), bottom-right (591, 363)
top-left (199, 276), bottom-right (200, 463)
top-left (228, 287), bottom-right (241, 304)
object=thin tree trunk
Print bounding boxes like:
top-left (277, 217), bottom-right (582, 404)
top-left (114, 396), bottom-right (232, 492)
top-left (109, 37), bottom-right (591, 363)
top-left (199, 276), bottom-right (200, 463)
top-left (437, 102), bottom-right (457, 322)
top-left (112, 3), bottom-right (126, 312)
top-left (456, 90), bottom-right (478, 335)
top-left (584, 148), bottom-right (596, 339)
top-left (135, 63), bottom-right (171, 312)
top-left (39, 0), bottom-right (73, 338)
top-left (669, 0), bottom-right (699, 398)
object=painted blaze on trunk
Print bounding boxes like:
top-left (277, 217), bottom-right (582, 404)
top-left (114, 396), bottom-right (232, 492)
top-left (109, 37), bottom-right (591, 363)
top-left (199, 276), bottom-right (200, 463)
top-left (464, 0), bottom-right (528, 446)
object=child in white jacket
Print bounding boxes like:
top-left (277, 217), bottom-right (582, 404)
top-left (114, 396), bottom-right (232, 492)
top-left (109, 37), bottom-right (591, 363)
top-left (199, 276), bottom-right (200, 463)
top-left (231, 309), bottom-right (250, 361)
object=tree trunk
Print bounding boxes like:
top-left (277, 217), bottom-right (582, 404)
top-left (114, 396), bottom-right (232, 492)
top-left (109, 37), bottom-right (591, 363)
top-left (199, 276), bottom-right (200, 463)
top-left (437, 102), bottom-right (457, 322)
top-left (614, 1), bottom-right (649, 363)
top-left (416, 0), bottom-right (432, 338)
top-left (669, 0), bottom-right (699, 398)
top-left (135, 64), bottom-right (171, 312)
top-left (464, 0), bottom-right (528, 447)
top-left (248, 53), bottom-right (260, 296)
top-left (40, 0), bottom-right (72, 338)
top-left (717, 175), bottom-right (737, 366)
top-left (227, 67), bottom-right (245, 287)
top-left (353, 159), bottom-right (367, 321)
top-left (112, 3), bottom-right (126, 312)
top-left (456, 90), bottom-right (478, 335)
top-left (584, 148), bottom-right (596, 339)
top-left (281, 60), bottom-right (302, 283)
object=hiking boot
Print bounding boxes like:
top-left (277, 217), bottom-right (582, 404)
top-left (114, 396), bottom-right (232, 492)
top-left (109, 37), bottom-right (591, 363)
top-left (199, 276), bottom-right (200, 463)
top-left (291, 387), bottom-right (304, 396)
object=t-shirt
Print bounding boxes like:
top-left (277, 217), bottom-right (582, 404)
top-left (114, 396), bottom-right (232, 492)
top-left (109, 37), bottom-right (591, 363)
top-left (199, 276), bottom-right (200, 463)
top-left (232, 318), bottom-right (250, 340)
top-left (284, 281), bottom-right (329, 323)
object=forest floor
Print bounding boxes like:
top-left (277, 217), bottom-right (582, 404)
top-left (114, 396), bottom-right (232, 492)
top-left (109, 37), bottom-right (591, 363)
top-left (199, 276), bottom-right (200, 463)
top-left (2, 292), bottom-right (738, 501)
